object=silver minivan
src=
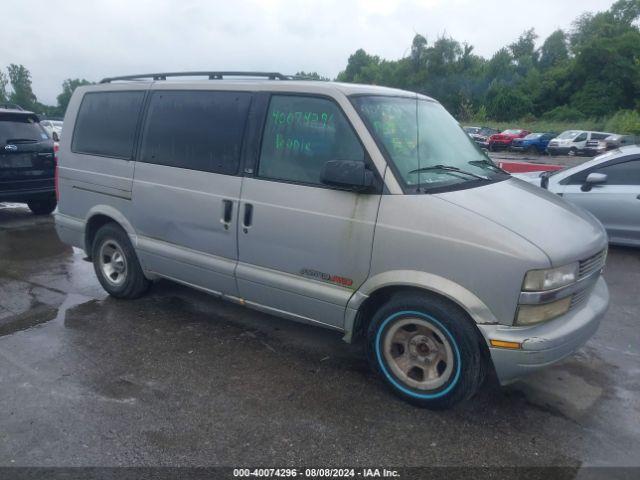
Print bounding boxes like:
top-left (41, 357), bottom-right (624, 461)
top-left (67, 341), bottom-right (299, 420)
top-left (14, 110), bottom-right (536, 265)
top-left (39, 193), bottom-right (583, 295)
top-left (55, 72), bottom-right (610, 409)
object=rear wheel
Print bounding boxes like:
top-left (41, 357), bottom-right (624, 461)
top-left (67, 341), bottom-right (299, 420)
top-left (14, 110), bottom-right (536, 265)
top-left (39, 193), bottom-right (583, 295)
top-left (27, 197), bottom-right (57, 215)
top-left (92, 223), bottom-right (150, 299)
top-left (366, 292), bottom-right (486, 409)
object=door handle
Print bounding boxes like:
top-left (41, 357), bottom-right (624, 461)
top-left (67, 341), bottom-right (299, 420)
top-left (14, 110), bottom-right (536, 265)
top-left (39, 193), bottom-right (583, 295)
top-left (242, 203), bottom-right (253, 233)
top-left (637, 194), bottom-right (640, 200)
top-left (221, 199), bottom-right (233, 230)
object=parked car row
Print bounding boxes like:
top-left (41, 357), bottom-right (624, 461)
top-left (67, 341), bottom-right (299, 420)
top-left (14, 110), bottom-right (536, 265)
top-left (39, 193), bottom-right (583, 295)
top-left (465, 125), bottom-right (639, 157)
top-left (40, 119), bottom-right (63, 141)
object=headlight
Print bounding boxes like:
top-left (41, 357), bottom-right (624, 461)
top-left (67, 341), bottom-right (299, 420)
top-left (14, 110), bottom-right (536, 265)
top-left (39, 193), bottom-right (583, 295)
top-left (516, 297), bottom-right (572, 325)
top-left (523, 263), bottom-right (579, 291)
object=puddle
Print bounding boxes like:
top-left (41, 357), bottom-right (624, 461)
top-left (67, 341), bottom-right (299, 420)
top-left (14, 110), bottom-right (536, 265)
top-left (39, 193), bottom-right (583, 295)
top-left (0, 304), bottom-right (58, 337)
top-left (0, 292), bottom-right (94, 337)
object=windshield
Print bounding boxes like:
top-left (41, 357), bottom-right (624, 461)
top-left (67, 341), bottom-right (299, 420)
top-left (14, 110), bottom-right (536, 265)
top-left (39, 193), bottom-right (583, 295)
top-left (352, 96), bottom-right (508, 191)
top-left (502, 129), bottom-right (521, 135)
top-left (558, 130), bottom-right (580, 139)
top-left (525, 133), bottom-right (542, 140)
top-left (0, 114), bottom-right (48, 144)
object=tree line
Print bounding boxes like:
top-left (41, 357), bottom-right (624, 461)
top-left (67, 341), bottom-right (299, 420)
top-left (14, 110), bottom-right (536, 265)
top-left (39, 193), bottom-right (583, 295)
top-left (336, 0), bottom-right (640, 132)
top-left (2, 0), bottom-right (638, 132)
top-left (0, 65), bottom-right (90, 118)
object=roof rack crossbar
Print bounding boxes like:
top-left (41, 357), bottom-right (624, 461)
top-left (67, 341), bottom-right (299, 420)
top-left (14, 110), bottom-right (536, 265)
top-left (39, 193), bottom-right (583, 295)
top-left (100, 71), bottom-right (291, 83)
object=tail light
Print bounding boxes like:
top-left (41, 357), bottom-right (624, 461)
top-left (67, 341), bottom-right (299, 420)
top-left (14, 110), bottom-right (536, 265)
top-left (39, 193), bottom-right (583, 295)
top-left (54, 143), bottom-right (59, 201)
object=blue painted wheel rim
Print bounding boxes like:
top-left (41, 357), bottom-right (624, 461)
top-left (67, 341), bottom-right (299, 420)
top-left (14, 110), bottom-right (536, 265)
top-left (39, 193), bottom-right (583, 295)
top-left (375, 310), bottom-right (462, 399)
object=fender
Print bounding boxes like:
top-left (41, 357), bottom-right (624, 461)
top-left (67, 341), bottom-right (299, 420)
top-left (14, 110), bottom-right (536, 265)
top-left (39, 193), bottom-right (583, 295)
top-left (85, 204), bottom-right (139, 248)
top-left (343, 269), bottom-right (500, 343)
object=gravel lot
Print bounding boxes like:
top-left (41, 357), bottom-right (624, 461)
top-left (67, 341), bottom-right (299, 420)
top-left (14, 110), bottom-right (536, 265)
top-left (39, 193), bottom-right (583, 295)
top-left (0, 203), bottom-right (639, 469)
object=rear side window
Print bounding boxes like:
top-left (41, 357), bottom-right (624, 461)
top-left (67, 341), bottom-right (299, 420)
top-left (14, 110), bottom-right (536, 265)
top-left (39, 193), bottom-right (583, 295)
top-left (139, 91), bottom-right (251, 175)
top-left (258, 95), bottom-right (364, 185)
top-left (72, 91), bottom-right (145, 159)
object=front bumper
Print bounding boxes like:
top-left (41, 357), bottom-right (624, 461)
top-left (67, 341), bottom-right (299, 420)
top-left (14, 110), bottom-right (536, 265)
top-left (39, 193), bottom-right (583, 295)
top-left (478, 277), bottom-right (609, 385)
top-left (581, 148), bottom-right (606, 157)
top-left (547, 146), bottom-right (570, 155)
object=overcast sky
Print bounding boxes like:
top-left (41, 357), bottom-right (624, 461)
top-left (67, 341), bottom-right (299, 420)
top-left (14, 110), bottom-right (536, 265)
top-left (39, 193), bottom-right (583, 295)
top-left (3, 0), bottom-right (615, 105)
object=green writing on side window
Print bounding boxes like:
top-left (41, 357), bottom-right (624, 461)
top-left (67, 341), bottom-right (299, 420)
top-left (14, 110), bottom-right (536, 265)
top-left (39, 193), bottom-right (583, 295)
top-left (275, 133), bottom-right (311, 153)
top-left (271, 110), bottom-right (334, 129)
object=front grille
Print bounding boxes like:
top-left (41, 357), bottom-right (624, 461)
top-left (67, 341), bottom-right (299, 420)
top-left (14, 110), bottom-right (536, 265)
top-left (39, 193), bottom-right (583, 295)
top-left (579, 249), bottom-right (607, 279)
top-left (566, 249), bottom-right (607, 312)
top-left (570, 285), bottom-right (593, 309)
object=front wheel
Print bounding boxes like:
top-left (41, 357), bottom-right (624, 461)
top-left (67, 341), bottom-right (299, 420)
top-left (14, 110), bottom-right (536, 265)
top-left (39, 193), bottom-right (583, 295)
top-left (366, 292), bottom-right (486, 409)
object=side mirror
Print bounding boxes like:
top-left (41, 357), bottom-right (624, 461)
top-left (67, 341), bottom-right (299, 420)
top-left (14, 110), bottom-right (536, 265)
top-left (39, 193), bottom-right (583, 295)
top-left (320, 160), bottom-right (374, 191)
top-left (581, 172), bottom-right (607, 191)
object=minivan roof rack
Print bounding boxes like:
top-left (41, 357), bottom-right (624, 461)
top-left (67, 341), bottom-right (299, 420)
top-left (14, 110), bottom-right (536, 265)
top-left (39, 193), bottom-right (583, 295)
top-left (99, 71), bottom-right (293, 83)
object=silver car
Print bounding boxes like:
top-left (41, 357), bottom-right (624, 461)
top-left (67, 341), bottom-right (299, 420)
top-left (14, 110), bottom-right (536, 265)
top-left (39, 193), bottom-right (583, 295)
top-left (515, 146), bottom-right (640, 247)
top-left (54, 72), bottom-right (609, 409)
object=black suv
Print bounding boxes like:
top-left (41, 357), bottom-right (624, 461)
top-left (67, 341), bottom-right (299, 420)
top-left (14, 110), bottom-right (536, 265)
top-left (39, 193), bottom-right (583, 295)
top-left (0, 108), bottom-right (57, 214)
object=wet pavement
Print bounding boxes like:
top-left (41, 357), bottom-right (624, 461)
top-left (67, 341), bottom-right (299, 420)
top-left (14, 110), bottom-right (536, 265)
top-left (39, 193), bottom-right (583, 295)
top-left (0, 203), bottom-right (639, 468)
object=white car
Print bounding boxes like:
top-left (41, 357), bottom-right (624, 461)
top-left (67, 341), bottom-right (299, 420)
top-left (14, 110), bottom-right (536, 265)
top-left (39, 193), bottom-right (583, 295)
top-left (514, 145), bottom-right (640, 246)
top-left (547, 130), bottom-right (613, 156)
top-left (40, 120), bottom-right (63, 141)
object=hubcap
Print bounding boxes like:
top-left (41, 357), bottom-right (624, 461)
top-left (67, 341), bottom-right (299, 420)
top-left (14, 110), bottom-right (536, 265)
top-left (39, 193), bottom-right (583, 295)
top-left (383, 317), bottom-right (454, 391)
top-left (98, 239), bottom-right (127, 287)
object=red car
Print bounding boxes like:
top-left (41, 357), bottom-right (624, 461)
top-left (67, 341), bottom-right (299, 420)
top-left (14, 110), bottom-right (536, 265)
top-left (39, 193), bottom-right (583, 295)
top-left (488, 129), bottom-right (530, 151)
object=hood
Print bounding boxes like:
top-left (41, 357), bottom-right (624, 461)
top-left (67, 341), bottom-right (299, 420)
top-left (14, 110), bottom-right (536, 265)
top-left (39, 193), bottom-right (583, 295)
top-left (511, 171), bottom-right (542, 185)
top-left (434, 178), bottom-right (607, 266)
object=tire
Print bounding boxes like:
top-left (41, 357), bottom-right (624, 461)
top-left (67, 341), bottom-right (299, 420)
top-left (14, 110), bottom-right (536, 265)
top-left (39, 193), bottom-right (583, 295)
top-left (92, 223), bottom-right (150, 299)
top-left (366, 291), bottom-right (486, 409)
top-left (27, 197), bottom-right (57, 215)
top-left (568, 147), bottom-right (578, 156)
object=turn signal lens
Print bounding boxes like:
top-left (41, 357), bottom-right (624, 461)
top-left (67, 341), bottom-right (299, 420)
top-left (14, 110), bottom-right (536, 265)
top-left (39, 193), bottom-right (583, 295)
top-left (490, 340), bottom-right (522, 350)
top-left (516, 296), bottom-right (572, 325)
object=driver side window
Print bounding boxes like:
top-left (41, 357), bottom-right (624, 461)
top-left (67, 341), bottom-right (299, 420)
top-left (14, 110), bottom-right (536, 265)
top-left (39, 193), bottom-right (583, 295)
top-left (567, 159), bottom-right (640, 185)
top-left (258, 95), bottom-right (364, 186)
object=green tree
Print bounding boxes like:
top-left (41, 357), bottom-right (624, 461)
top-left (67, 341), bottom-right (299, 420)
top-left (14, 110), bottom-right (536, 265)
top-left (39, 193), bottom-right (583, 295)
top-left (56, 78), bottom-right (92, 115)
top-left (336, 49), bottom-right (381, 83)
top-left (486, 82), bottom-right (533, 121)
top-left (538, 30), bottom-right (569, 70)
top-left (0, 70), bottom-right (8, 103)
top-left (7, 64), bottom-right (37, 110)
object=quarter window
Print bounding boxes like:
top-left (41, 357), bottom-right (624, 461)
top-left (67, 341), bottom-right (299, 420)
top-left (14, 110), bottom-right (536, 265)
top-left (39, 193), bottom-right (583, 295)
top-left (258, 95), bottom-right (364, 185)
top-left (72, 91), bottom-right (145, 159)
top-left (140, 91), bottom-right (251, 174)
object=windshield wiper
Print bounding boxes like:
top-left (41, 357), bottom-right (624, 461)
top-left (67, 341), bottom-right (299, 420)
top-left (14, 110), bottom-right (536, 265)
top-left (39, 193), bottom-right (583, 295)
top-left (408, 164), bottom-right (490, 180)
top-left (468, 159), bottom-right (508, 174)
